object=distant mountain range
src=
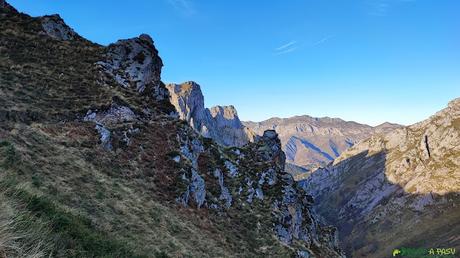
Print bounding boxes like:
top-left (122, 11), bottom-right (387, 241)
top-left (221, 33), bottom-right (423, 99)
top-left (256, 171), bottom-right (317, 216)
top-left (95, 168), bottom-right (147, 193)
top-left (245, 117), bottom-right (402, 171)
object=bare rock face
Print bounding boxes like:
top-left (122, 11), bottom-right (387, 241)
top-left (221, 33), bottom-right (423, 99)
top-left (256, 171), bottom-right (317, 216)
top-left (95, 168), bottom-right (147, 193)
top-left (97, 34), bottom-right (165, 97)
top-left (40, 15), bottom-right (77, 40)
top-left (208, 105), bottom-right (240, 129)
top-left (167, 81), bottom-right (206, 129)
top-left (166, 81), bottom-right (254, 147)
top-left (207, 105), bottom-right (255, 147)
top-left (301, 98), bottom-right (460, 257)
top-left (245, 116), bottom-right (402, 173)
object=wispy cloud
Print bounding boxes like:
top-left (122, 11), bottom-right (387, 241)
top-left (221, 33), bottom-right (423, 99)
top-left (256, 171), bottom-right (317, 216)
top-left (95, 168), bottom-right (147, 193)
top-left (311, 36), bottom-right (333, 47)
top-left (274, 47), bottom-right (298, 55)
top-left (274, 40), bottom-right (298, 55)
top-left (275, 41), bottom-right (297, 51)
top-left (167, 0), bottom-right (195, 15)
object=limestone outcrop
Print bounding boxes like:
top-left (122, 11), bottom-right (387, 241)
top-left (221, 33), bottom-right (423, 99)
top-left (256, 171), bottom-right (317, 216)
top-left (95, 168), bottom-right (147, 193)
top-left (97, 34), bottom-right (167, 100)
top-left (166, 81), bottom-right (254, 147)
top-left (40, 14), bottom-right (78, 40)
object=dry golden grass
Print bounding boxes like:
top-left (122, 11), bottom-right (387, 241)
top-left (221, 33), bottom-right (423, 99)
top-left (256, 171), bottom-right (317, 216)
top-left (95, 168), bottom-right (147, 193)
top-left (0, 190), bottom-right (52, 258)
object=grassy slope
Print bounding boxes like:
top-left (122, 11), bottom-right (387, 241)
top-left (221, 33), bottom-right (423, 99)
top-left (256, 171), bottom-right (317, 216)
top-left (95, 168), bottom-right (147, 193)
top-left (0, 122), bottom-right (252, 257)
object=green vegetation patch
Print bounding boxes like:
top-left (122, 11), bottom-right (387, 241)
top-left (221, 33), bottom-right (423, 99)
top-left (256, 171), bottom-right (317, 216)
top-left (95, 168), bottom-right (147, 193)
top-left (1, 179), bottom-right (148, 258)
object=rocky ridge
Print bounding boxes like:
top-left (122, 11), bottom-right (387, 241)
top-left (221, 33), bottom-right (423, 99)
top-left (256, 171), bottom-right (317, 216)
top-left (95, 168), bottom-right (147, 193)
top-left (301, 98), bottom-right (460, 257)
top-left (166, 81), bottom-right (255, 147)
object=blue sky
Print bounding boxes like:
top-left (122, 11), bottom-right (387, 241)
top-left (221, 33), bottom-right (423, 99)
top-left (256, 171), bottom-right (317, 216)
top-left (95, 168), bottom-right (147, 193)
top-left (10, 0), bottom-right (460, 125)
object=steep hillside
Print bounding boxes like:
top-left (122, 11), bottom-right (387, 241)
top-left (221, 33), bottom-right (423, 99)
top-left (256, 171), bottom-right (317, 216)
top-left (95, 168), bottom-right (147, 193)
top-left (301, 99), bottom-right (460, 257)
top-left (0, 3), bottom-right (342, 257)
top-left (244, 116), bottom-right (401, 171)
top-left (166, 82), bottom-right (255, 147)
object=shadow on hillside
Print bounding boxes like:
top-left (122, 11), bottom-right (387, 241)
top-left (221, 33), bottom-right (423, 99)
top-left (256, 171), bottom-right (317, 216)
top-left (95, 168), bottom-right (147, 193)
top-left (301, 150), bottom-right (460, 258)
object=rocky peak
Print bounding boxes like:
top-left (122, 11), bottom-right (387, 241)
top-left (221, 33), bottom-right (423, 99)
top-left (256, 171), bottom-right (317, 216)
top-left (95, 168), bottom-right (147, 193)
top-left (166, 81), bottom-right (206, 128)
top-left (39, 14), bottom-right (77, 41)
top-left (166, 81), bottom-right (254, 147)
top-left (97, 34), bottom-right (164, 96)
